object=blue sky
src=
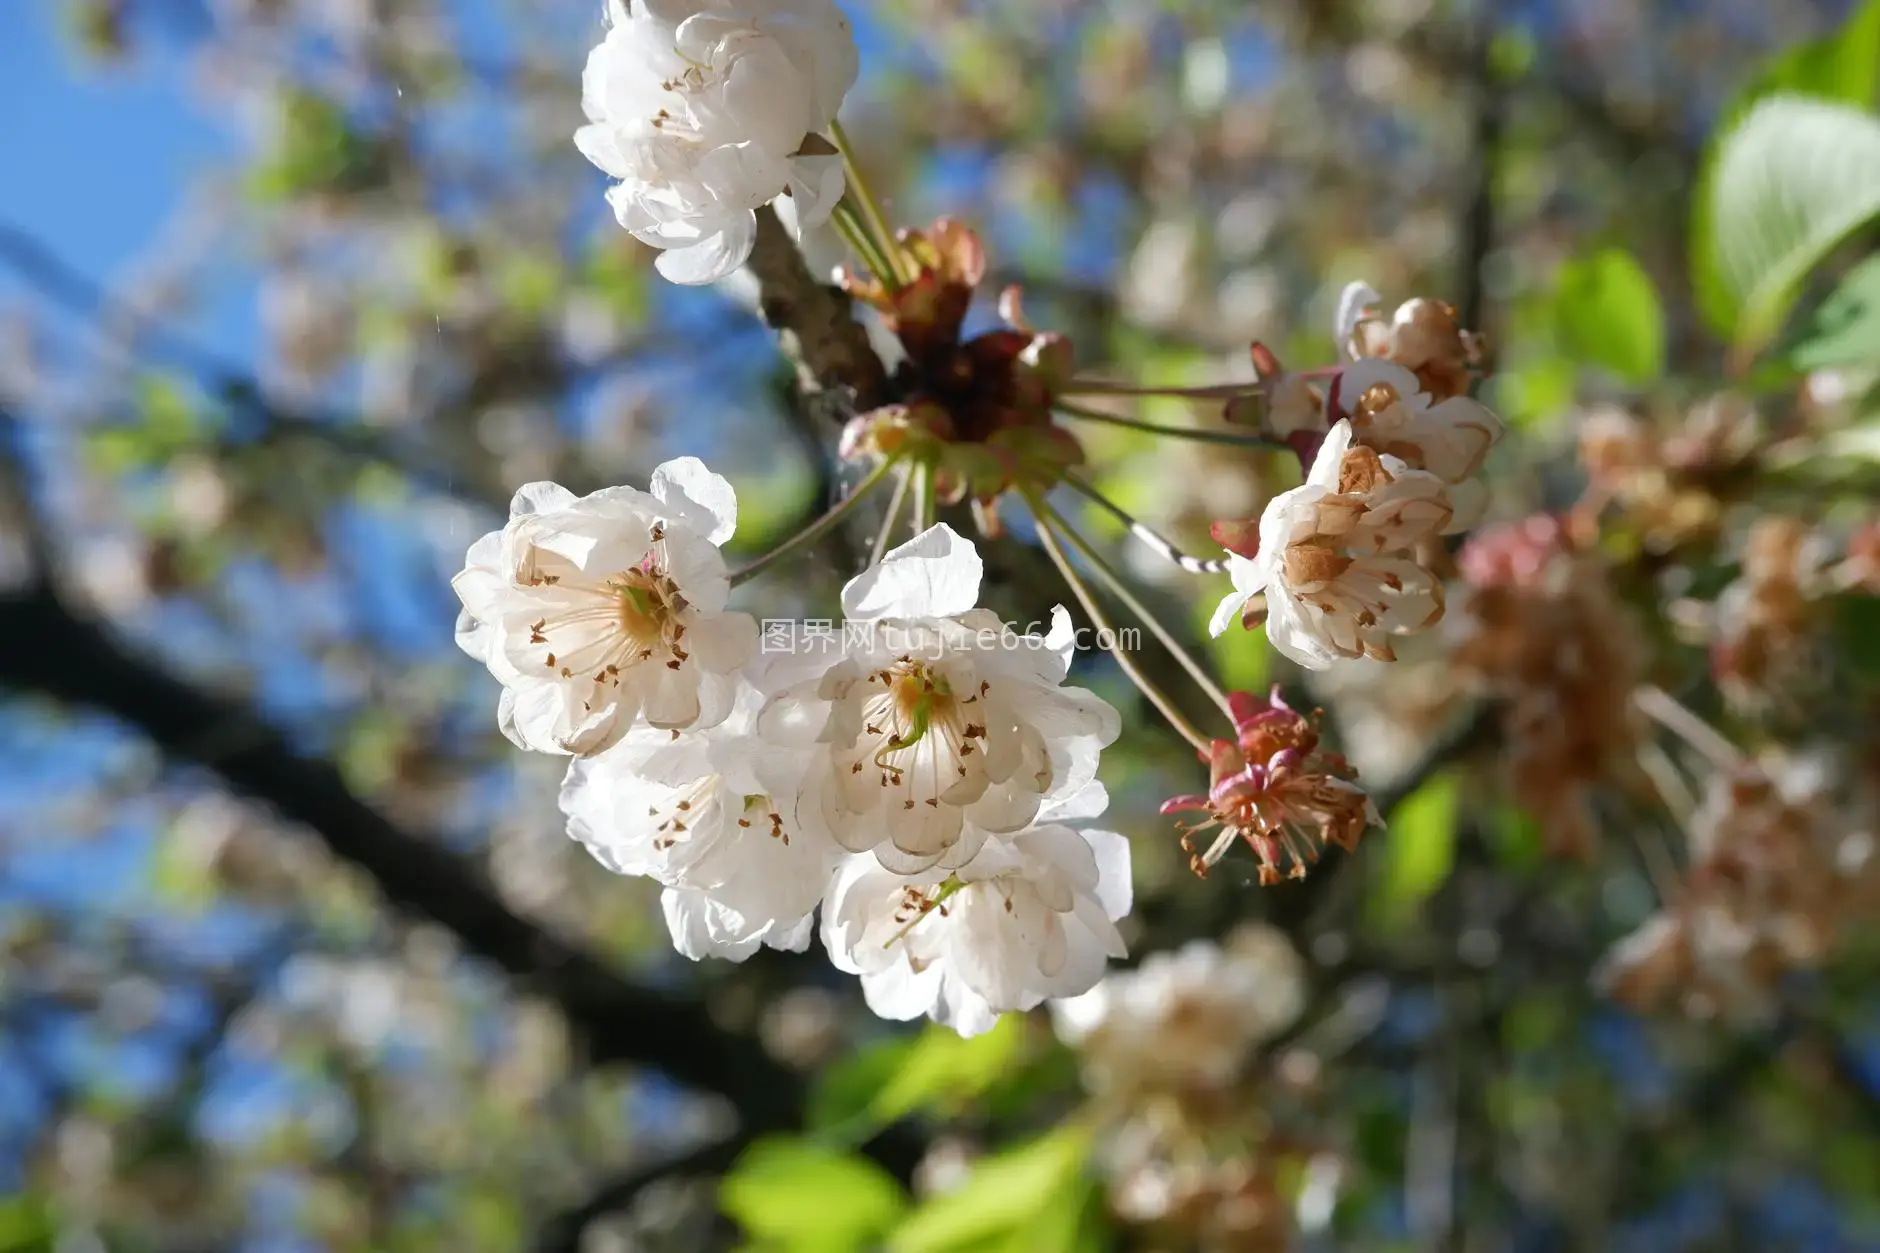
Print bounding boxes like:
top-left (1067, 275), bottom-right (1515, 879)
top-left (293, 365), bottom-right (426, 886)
top-left (0, 6), bottom-right (237, 314)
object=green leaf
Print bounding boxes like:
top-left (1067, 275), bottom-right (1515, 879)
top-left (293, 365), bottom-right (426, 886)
top-left (0, 1195), bottom-right (55, 1252)
top-left (720, 1137), bottom-right (908, 1253)
top-left (1693, 0), bottom-right (1880, 334)
top-left (806, 1035), bottom-right (919, 1134)
top-left (1785, 253), bottom-right (1880, 370)
top-left (889, 1126), bottom-right (1092, 1253)
top-left (1489, 353), bottom-right (1575, 431)
top-left (1697, 96), bottom-right (1880, 356)
top-left (1735, 0), bottom-right (1880, 121)
top-left (1374, 772), bottom-right (1459, 920)
top-left (1553, 249), bottom-right (1664, 383)
top-left (811, 1019), bottom-right (1030, 1144)
top-left (1835, 595), bottom-right (1880, 683)
top-left (870, 1017), bottom-right (1025, 1125)
top-left (1488, 803), bottom-right (1544, 871)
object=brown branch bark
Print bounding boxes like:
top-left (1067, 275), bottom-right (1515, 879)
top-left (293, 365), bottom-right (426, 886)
top-left (746, 205), bottom-right (890, 414)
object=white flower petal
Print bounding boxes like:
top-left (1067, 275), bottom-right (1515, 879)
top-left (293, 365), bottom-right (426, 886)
top-left (785, 150), bottom-right (847, 230)
top-left (651, 456), bottom-right (739, 546)
top-left (1210, 583), bottom-right (1252, 639)
top-left (510, 482), bottom-right (578, 517)
top-left (840, 522), bottom-right (984, 621)
top-left (1335, 281), bottom-right (1383, 356)
top-left (653, 214), bottom-right (758, 285)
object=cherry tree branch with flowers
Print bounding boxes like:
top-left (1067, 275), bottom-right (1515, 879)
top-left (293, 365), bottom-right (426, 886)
top-left (448, 0), bottom-right (1515, 1044)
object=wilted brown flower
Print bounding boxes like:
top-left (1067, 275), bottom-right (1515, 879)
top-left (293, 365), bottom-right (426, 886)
top-left (1601, 756), bottom-right (1879, 1019)
top-left (1710, 516), bottom-right (1834, 713)
top-left (1453, 514), bottom-right (1648, 858)
top-left (1575, 396), bottom-right (1767, 551)
top-left (1162, 688), bottom-right (1380, 882)
top-left (1341, 287), bottom-right (1484, 403)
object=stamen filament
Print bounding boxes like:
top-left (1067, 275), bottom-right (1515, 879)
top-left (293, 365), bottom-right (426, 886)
top-left (882, 876), bottom-right (965, 949)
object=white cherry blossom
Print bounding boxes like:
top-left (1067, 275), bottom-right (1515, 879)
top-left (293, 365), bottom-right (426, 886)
top-left (559, 685), bottom-right (837, 959)
top-left (1051, 924), bottom-right (1306, 1092)
top-left (575, 0), bottom-right (859, 284)
top-left (1209, 421), bottom-right (1447, 668)
top-left (822, 784), bottom-right (1131, 1037)
top-left (453, 458), bottom-right (757, 755)
top-left (758, 524), bottom-right (1120, 874)
top-left (1333, 358), bottom-right (1503, 497)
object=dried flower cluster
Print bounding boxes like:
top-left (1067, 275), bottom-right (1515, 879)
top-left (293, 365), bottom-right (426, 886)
top-left (1452, 514), bottom-right (1646, 858)
top-left (1601, 756), bottom-right (1879, 1019)
top-left (1707, 515), bottom-right (1836, 712)
top-left (1052, 923), bottom-right (1307, 1093)
top-left (1577, 396), bottom-right (1766, 550)
top-left (1051, 926), bottom-right (1311, 1252)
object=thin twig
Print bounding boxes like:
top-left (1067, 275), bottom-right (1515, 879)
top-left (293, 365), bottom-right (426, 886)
top-left (1025, 492), bottom-right (1213, 754)
top-left (730, 458), bottom-right (893, 587)
top-left (0, 405), bottom-right (53, 586)
top-left (531, 1135), bottom-right (750, 1253)
top-left (1033, 494), bottom-right (1233, 719)
top-left (1633, 685), bottom-right (1742, 770)
top-left (1055, 400), bottom-right (1284, 449)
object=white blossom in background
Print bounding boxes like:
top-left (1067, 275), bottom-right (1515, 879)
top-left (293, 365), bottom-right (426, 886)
top-left (453, 458), bottom-right (757, 756)
top-left (560, 687), bottom-right (838, 959)
top-left (1051, 924), bottom-right (1306, 1093)
top-left (759, 524), bottom-right (1120, 874)
top-left (822, 783), bottom-right (1132, 1037)
top-left (575, 0), bottom-right (859, 284)
top-left (1209, 421), bottom-right (1448, 668)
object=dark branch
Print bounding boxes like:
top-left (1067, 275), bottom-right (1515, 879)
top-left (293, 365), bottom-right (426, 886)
top-left (0, 222), bottom-right (492, 503)
top-left (1454, 17), bottom-right (1502, 337)
top-left (746, 205), bottom-right (890, 414)
top-left (0, 582), bottom-right (807, 1129)
top-left (0, 404), bottom-right (53, 585)
top-left (531, 1134), bottom-right (750, 1253)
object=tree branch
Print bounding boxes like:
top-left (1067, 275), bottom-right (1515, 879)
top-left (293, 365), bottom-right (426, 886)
top-left (0, 581), bottom-right (810, 1129)
top-left (746, 205), bottom-right (890, 416)
top-left (530, 1134), bottom-right (750, 1253)
top-left (0, 403), bottom-right (53, 585)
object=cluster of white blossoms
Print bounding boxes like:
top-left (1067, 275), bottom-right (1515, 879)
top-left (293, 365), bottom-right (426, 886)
top-left (575, 0), bottom-right (859, 284)
top-left (1211, 282), bottom-right (1504, 669)
top-left (454, 461), bottom-right (1130, 1036)
top-left (1051, 923), bottom-right (1306, 1095)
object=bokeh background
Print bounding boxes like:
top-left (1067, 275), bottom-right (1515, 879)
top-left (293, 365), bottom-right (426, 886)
top-left (3, 0), bottom-right (1879, 1250)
